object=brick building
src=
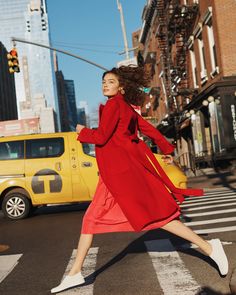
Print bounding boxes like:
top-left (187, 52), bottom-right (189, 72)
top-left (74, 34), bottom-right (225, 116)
top-left (135, 0), bottom-right (236, 170)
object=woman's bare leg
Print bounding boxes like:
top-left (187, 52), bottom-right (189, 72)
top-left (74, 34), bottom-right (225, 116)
top-left (51, 234), bottom-right (94, 293)
top-left (68, 233), bottom-right (94, 276)
top-left (161, 219), bottom-right (229, 275)
top-left (161, 220), bottom-right (212, 255)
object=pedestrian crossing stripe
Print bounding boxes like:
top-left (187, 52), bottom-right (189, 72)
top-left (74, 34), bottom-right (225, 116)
top-left (181, 195), bottom-right (236, 207)
top-left (183, 201), bottom-right (236, 211)
top-left (204, 187), bottom-right (236, 194)
top-left (185, 192), bottom-right (236, 201)
top-left (0, 254), bottom-right (22, 284)
top-left (145, 239), bottom-right (201, 295)
top-left (181, 188), bottom-right (236, 234)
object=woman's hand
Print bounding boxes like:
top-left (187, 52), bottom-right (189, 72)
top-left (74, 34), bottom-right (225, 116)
top-left (76, 124), bottom-right (85, 133)
top-left (161, 154), bottom-right (174, 164)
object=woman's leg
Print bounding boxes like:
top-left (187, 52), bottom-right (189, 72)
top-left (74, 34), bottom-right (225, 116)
top-left (68, 233), bottom-right (94, 275)
top-left (51, 233), bottom-right (93, 293)
top-left (161, 220), bottom-right (211, 254)
top-left (161, 219), bottom-right (228, 275)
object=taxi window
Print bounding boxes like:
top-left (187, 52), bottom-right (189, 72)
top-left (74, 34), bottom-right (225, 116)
top-left (82, 143), bottom-right (95, 157)
top-left (26, 138), bottom-right (64, 159)
top-left (0, 141), bottom-right (24, 160)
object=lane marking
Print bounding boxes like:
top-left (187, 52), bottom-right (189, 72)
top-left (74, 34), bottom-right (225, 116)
top-left (181, 196), bottom-right (236, 207)
top-left (59, 247), bottom-right (98, 295)
top-left (0, 254), bottom-right (22, 283)
top-left (193, 226), bottom-right (236, 234)
top-left (184, 216), bottom-right (236, 226)
top-left (184, 208), bottom-right (236, 217)
top-left (145, 239), bottom-right (201, 295)
top-left (182, 202), bottom-right (236, 212)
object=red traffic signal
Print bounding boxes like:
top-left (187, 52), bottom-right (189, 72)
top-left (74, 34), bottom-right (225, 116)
top-left (7, 48), bottom-right (20, 73)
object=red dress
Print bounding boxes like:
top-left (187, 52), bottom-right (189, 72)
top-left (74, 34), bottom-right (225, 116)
top-left (81, 177), bottom-right (180, 234)
top-left (78, 93), bottom-right (203, 233)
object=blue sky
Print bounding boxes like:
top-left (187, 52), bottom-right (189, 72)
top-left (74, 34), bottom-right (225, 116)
top-left (47, 0), bottom-right (146, 115)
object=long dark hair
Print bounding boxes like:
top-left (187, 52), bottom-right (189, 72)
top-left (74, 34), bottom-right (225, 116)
top-left (102, 66), bottom-right (150, 106)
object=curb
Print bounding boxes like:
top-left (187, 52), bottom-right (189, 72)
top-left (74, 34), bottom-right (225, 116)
top-left (230, 268), bottom-right (236, 294)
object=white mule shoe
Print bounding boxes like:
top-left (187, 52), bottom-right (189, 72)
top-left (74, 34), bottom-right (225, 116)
top-left (209, 239), bottom-right (228, 276)
top-left (51, 272), bottom-right (85, 293)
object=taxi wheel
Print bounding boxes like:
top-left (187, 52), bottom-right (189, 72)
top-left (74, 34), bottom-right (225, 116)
top-left (2, 191), bottom-right (31, 220)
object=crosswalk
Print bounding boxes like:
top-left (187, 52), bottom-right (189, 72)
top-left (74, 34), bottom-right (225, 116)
top-left (181, 187), bottom-right (236, 234)
top-left (0, 188), bottom-right (235, 294)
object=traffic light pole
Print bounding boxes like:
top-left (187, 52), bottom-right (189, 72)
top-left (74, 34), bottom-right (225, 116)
top-left (11, 37), bottom-right (109, 71)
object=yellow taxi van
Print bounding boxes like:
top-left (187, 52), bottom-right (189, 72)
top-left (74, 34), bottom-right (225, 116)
top-left (0, 132), bottom-right (187, 220)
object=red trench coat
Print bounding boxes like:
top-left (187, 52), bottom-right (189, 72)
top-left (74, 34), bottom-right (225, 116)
top-left (78, 93), bottom-right (203, 231)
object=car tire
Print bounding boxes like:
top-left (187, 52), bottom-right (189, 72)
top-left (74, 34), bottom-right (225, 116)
top-left (2, 190), bottom-right (31, 220)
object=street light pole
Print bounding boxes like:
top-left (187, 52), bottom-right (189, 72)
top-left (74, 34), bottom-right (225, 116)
top-left (11, 37), bottom-right (108, 71)
top-left (116, 0), bottom-right (130, 60)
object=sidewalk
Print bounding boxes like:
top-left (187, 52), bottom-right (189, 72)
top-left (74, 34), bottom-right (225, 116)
top-left (187, 168), bottom-right (236, 190)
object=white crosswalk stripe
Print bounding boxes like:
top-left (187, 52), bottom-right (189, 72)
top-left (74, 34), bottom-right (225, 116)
top-left (0, 254), bottom-right (22, 284)
top-left (145, 239), bottom-right (201, 295)
top-left (181, 188), bottom-right (236, 234)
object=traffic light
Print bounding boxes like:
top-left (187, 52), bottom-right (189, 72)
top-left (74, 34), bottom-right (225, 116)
top-left (7, 48), bottom-right (20, 73)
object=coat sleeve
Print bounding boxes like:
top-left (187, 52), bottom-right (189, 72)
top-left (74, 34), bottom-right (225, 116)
top-left (77, 99), bottom-right (120, 145)
top-left (137, 114), bottom-right (175, 155)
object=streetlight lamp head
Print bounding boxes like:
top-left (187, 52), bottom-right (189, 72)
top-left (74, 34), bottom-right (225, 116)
top-left (202, 100), bottom-right (209, 106)
top-left (207, 96), bottom-right (214, 102)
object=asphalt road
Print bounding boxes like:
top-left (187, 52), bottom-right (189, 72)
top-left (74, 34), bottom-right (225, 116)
top-left (1, 188), bottom-right (236, 295)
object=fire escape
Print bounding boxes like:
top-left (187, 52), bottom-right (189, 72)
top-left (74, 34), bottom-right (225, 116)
top-left (156, 0), bottom-right (199, 114)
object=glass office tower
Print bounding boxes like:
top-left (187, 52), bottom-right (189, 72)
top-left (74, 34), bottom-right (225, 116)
top-left (0, 0), bottom-right (59, 127)
top-left (64, 80), bottom-right (78, 131)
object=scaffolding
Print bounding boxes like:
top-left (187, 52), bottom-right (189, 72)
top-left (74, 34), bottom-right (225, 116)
top-left (156, 0), bottom-right (199, 113)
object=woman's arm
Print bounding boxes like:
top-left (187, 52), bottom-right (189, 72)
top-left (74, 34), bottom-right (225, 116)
top-left (137, 114), bottom-right (175, 155)
top-left (77, 99), bottom-right (120, 145)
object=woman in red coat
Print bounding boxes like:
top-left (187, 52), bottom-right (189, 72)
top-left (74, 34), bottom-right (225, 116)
top-left (51, 66), bottom-right (228, 293)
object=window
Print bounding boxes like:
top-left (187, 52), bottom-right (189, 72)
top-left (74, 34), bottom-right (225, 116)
top-left (82, 143), bottom-right (95, 157)
top-left (190, 49), bottom-right (198, 88)
top-left (187, 36), bottom-right (198, 88)
top-left (204, 8), bottom-right (218, 77)
top-left (26, 138), bottom-right (64, 159)
top-left (0, 141), bottom-right (24, 160)
top-left (197, 34), bottom-right (208, 84)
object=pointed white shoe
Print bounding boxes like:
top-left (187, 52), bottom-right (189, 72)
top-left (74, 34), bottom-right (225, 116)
top-left (209, 239), bottom-right (228, 276)
top-left (51, 272), bottom-right (85, 293)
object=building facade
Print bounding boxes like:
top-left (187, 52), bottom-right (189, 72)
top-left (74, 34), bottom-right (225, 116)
top-left (0, 42), bottom-right (18, 121)
top-left (136, 0), bottom-right (236, 171)
top-left (55, 70), bottom-right (71, 132)
top-left (0, 0), bottom-right (59, 130)
top-left (64, 80), bottom-right (78, 131)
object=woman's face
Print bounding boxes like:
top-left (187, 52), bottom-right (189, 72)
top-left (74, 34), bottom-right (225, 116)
top-left (102, 73), bottom-right (120, 97)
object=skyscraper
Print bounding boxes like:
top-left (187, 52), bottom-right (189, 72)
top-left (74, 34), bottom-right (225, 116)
top-left (0, 0), bottom-right (59, 130)
top-left (64, 80), bottom-right (78, 130)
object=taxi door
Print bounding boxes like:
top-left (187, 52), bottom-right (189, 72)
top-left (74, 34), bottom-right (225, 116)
top-left (25, 136), bottom-right (72, 205)
top-left (68, 134), bottom-right (98, 201)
